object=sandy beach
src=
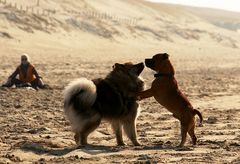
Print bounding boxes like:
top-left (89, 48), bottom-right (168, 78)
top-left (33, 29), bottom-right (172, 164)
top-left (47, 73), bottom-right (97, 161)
top-left (0, 0), bottom-right (240, 163)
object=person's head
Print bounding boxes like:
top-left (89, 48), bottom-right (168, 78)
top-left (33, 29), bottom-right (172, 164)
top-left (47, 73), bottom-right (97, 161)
top-left (21, 53), bottom-right (30, 65)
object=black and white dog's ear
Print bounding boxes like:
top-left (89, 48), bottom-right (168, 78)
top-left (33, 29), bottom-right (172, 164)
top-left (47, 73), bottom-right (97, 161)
top-left (112, 63), bottom-right (122, 69)
top-left (130, 63), bottom-right (144, 76)
top-left (163, 53), bottom-right (169, 59)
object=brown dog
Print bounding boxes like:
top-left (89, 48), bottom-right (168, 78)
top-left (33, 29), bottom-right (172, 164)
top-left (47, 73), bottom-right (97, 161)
top-left (138, 53), bottom-right (203, 147)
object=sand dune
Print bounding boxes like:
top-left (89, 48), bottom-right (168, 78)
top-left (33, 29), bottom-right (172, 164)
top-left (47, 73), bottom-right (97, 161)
top-left (0, 0), bottom-right (240, 163)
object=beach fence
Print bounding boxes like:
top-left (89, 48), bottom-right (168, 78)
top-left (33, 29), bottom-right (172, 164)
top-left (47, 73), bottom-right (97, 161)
top-left (0, 0), bottom-right (138, 26)
top-left (0, 0), bottom-right (55, 16)
top-left (66, 9), bottom-right (138, 26)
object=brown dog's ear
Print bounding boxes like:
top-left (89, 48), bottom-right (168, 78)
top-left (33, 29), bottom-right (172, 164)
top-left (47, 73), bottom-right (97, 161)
top-left (163, 53), bottom-right (169, 59)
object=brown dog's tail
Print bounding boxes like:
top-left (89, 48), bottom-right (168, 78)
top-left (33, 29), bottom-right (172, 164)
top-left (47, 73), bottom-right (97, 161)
top-left (193, 109), bottom-right (203, 126)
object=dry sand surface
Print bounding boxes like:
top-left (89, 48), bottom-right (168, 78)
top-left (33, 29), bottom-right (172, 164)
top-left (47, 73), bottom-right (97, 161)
top-left (0, 0), bottom-right (240, 163)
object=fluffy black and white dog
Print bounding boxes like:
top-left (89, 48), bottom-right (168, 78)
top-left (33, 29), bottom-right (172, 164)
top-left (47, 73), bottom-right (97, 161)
top-left (64, 62), bottom-right (145, 146)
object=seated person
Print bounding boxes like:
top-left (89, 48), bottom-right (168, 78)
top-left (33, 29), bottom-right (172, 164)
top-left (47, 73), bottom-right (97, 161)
top-left (2, 54), bottom-right (48, 89)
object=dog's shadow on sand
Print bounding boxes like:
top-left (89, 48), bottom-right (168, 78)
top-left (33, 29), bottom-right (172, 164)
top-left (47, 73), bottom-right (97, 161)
top-left (19, 142), bottom-right (193, 157)
top-left (19, 141), bottom-right (75, 156)
top-left (19, 142), bottom-right (127, 156)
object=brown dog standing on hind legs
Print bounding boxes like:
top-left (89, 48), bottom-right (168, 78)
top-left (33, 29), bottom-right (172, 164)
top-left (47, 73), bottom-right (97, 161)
top-left (138, 53), bottom-right (203, 147)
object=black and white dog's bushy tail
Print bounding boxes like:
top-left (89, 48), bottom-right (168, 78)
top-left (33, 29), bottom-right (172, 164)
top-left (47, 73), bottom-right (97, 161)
top-left (64, 78), bottom-right (97, 112)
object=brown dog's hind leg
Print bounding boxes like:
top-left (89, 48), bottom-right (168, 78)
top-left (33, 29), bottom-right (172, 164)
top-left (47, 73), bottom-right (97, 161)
top-left (188, 122), bottom-right (197, 145)
top-left (179, 125), bottom-right (188, 147)
top-left (179, 117), bottom-right (196, 147)
top-left (111, 120), bottom-right (125, 146)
